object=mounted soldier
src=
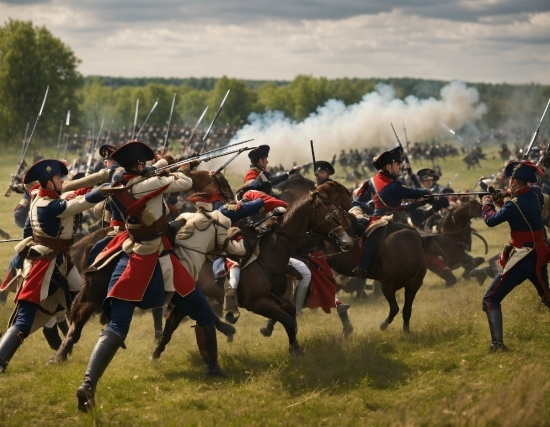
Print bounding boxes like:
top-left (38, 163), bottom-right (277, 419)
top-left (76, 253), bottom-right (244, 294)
top-left (480, 160), bottom-right (550, 351)
top-left (352, 146), bottom-right (432, 276)
top-left (314, 160), bottom-right (335, 187)
top-left (0, 159), bottom-right (107, 373)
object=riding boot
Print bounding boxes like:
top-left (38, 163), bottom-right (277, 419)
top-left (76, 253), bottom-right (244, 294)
top-left (354, 226), bottom-right (385, 277)
top-left (470, 266), bottom-right (489, 286)
top-left (195, 325), bottom-right (227, 376)
top-left (214, 317), bottom-right (236, 337)
top-left (294, 285), bottom-right (309, 316)
top-left (76, 330), bottom-right (124, 412)
top-left (57, 319), bottom-right (69, 336)
top-left (42, 326), bottom-right (62, 351)
top-left (438, 268), bottom-right (457, 288)
top-left (223, 288), bottom-right (238, 313)
top-left (152, 307), bottom-right (164, 340)
top-left (260, 319), bottom-right (276, 337)
top-left (337, 304), bottom-right (354, 337)
top-left (486, 311), bottom-right (507, 351)
top-left (0, 326), bottom-right (23, 373)
top-left (462, 256), bottom-right (485, 280)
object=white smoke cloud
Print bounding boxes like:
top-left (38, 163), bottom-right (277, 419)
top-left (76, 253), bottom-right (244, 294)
top-left (224, 80), bottom-right (486, 173)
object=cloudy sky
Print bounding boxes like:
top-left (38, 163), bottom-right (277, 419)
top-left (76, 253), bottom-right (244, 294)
top-left (1, 0), bottom-right (549, 84)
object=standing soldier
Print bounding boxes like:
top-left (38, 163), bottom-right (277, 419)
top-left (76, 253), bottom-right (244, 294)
top-left (480, 160), bottom-right (550, 351)
top-left (0, 160), bottom-right (107, 372)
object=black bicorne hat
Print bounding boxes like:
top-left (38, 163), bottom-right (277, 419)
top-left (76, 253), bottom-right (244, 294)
top-left (315, 160), bottom-right (335, 175)
top-left (417, 168), bottom-right (439, 182)
top-left (99, 144), bottom-right (117, 160)
top-left (23, 159), bottom-right (68, 184)
top-left (111, 140), bottom-right (155, 169)
top-left (248, 145), bottom-right (270, 162)
top-left (372, 146), bottom-right (403, 170)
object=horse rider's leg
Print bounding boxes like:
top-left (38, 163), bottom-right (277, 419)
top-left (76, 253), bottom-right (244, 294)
top-left (56, 313), bottom-right (69, 336)
top-left (151, 306), bottom-right (187, 360)
top-left (354, 226), bottom-right (385, 276)
top-left (250, 297), bottom-right (301, 354)
top-left (0, 301), bottom-right (38, 372)
top-left (380, 285), bottom-right (400, 331)
top-left (76, 298), bottom-right (132, 412)
top-left (427, 254), bottom-right (457, 288)
top-left (152, 307), bottom-right (164, 341)
top-left (170, 288), bottom-right (227, 376)
top-left (224, 265), bottom-right (240, 315)
top-left (260, 319), bottom-right (277, 337)
top-left (402, 285), bottom-right (420, 333)
top-left (461, 252), bottom-right (485, 280)
top-left (289, 258), bottom-right (311, 316)
top-left (336, 298), bottom-right (353, 337)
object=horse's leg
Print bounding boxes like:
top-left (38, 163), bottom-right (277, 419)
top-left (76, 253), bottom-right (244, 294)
top-left (214, 316), bottom-right (236, 343)
top-left (250, 298), bottom-right (300, 354)
top-left (379, 284), bottom-right (400, 331)
top-left (152, 307), bottom-right (164, 340)
top-left (402, 284), bottom-right (420, 334)
top-left (260, 319), bottom-right (277, 337)
top-left (150, 307), bottom-right (187, 360)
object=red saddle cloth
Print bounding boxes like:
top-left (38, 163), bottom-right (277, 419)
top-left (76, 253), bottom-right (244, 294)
top-left (306, 250), bottom-right (337, 314)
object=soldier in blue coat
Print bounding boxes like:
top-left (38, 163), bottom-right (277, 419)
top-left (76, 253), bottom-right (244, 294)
top-left (481, 160), bottom-right (550, 351)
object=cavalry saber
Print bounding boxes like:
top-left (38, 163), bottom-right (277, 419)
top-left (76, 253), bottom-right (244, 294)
top-left (62, 110), bottom-right (71, 159)
top-left (186, 106), bottom-right (208, 147)
top-left (131, 98), bottom-right (139, 141)
top-left (6, 86), bottom-right (49, 197)
top-left (161, 93), bottom-right (177, 156)
top-left (214, 147), bottom-right (248, 174)
top-left (136, 99), bottom-right (159, 138)
top-left (200, 90), bottom-right (230, 153)
top-left (526, 97), bottom-right (550, 162)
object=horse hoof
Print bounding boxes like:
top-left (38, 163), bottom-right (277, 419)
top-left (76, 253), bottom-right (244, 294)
top-left (150, 351), bottom-right (160, 361)
top-left (289, 343), bottom-right (304, 356)
top-left (402, 327), bottom-right (411, 334)
top-left (260, 327), bottom-right (273, 337)
top-left (226, 334), bottom-right (234, 343)
top-left (225, 312), bottom-right (240, 325)
top-left (342, 324), bottom-right (354, 338)
top-left (380, 321), bottom-right (389, 331)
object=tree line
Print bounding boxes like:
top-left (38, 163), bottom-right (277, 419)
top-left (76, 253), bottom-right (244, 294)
top-left (1, 19), bottom-right (549, 146)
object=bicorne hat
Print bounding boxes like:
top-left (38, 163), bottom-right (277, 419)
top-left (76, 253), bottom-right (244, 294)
top-left (315, 160), bottom-right (335, 175)
top-left (111, 140), bottom-right (155, 169)
top-left (372, 146), bottom-right (403, 170)
top-left (417, 168), bottom-right (439, 182)
top-left (23, 159), bottom-right (68, 184)
top-left (503, 160), bottom-right (541, 184)
top-left (99, 144), bottom-right (117, 160)
top-left (248, 145), bottom-right (270, 162)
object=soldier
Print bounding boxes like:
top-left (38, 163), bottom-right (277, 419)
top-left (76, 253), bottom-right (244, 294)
top-left (480, 160), bottom-right (550, 351)
top-left (76, 141), bottom-right (224, 413)
top-left (314, 160), bottom-right (335, 186)
top-left (353, 146), bottom-right (431, 276)
top-left (0, 159), bottom-right (107, 372)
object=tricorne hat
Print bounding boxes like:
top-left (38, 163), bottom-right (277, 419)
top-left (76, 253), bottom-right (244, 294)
top-left (23, 159), bottom-right (68, 184)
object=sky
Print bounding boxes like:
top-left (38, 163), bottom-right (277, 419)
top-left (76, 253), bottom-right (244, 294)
top-left (1, 0), bottom-right (549, 85)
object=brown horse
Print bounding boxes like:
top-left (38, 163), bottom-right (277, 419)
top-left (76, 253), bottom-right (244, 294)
top-left (326, 219), bottom-right (427, 333)
top-left (421, 199), bottom-right (483, 271)
top-left (49, 170), bottom-right (236, 363)
top-left (152, 180), bottom-right (355, 357)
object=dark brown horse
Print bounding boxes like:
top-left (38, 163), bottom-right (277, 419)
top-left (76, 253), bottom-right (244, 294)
top-left (49, 170), bottom-right (236, 363)
top-left (326, 219), bottom-right (427, 333)
top-left (152, 181), bottom-right (355, 357)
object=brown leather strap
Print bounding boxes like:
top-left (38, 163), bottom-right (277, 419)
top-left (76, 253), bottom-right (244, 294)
top-left (33, 235), bottom-right (74, 252)
top-left (127, 215), bottom-right (168, 242)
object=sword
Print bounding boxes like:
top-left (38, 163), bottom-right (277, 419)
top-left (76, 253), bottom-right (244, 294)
top-left (131, 98), bottom-right (139, 141)
top-left (136, 99), bottom-right (159, 138)
top-left (186, 106), bottom-right (208, 147)
top-left (6, 86), bottom-right (49, 196)
top-left (200, 90), bottom-right (230, 153)
top-left (161, 93), bottom-right (177, 156)
top-left (526, 97), bottom-right (550, 162)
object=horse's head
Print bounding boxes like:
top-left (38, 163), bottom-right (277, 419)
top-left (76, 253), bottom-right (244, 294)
top-left (308, 182), bottom-right (354, 251)
top-left (442, 199), bottom-right (482, 232)
top-left (189, 170), bottom-right (235, 203)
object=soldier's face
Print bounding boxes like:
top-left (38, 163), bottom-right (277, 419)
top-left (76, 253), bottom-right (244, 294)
top-left (422, 178), bottom-right (433, 189)
top-left (48, 175), bottom-right (64, 193)
top-left (258, 157), bottom-right (269, 169)
top-left (318, 170), bottom-right (329, 180)
top-left (386, 161), bottom-right (401, 177)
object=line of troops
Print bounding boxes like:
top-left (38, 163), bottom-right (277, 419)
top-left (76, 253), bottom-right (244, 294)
top-left (0, 139), bottom-right (549, 413)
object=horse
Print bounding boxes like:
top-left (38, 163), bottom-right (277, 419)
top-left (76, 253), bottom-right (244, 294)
top-left (49, 170), bottom-right (237, 363)
top-left (152, 180), bottom-right (355, 357)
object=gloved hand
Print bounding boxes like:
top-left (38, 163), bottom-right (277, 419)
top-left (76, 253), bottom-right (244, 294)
top-left (481, 195), bottom-right (494, 206)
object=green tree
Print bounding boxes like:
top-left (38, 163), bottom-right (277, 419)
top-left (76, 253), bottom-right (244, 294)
top-left (0, 19), bottom-right (82, 145)
top-left (209, 76), bottom-right (258, 124)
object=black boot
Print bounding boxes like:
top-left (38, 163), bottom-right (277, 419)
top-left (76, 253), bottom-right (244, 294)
top-left (152, 307), bottom-right (164, 341)
top-left (470, 266), bottom-right (489, 286)
top-left (57, 319), bottom-right (69, 336)
top-left (462, 256), bottom-right (485, 280)
top-left (337, 304), bottom-right (354, 337)
top-left (260, 319), bottom-right (276, 337)
top-left (76, 330), bottom-right (124, 412)
top-left (0, 326), bottom-right (23, 372)
top-left (486, 311), bottom-right (507, 351)
top-left (354, 227), bottom-right (385, 276)
top-left (214, 317), bottom-right (236, 337)
top-left (438, 268), bottom-right (457, 288)
top-left (195, 325), bottom-right (227, 377)
top-left (42, 326), bottom-right (62, 351)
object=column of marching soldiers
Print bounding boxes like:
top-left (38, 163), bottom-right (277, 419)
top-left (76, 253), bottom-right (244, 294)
top-left (1, 95), bottom-right (550, 413)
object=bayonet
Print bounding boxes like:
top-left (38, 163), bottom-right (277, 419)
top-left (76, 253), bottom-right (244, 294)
top-left (62, 110), bottom-right (71, 159)
top-left (200, 90), bottom-right (230, 153)
top-left (443, 173), bottom-right (458, 190)
top-left (186, 106), bottom-right (208, 147)
top-left (131, 98), bottom-right (139, 141)
top-left (136, 99), bottom-right (159, 138)
top-left (105, 119), bottom-right (114, 145)
top-left (161, 93), bottom-right (177, 156)
top-left (86, 118), bottom-right (105, 175)
top-left (55, 119), bottom-right (64, 159)
top-left (403, 120), bottom-right (409, 153)
top-left (525, 97), bottom-right (550, 161)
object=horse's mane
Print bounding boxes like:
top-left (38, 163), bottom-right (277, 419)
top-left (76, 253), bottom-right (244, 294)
top-left (440, 200), bottom-right (481, 232)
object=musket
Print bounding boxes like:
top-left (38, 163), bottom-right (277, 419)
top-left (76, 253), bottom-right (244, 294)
top-left (442, 173), bottom-right (458, 190)
top-left (131, 98), bottom-right (139, 141)
top-left (0, 238), bottom-right (24, 244)
top-left (104, 119), bottom-right (114, 145)
top-left (525, 97), bottom-right (550, 162)
top-left (136, 99), bottom-right (159, 138)
top-left (214, 147), bottom-right (250, 174)
top-left (439, 121), bottom-right (465, 144)
top-left (79, 130), bottom-right (92, 173)
top-left (62, 110), bottom-right (71, 159)
top-left (6, 86), bottom-right (49, 197)
top-left (161, 93), bottom-right (177, 156)
top-left (55, 119), bottom-right (64, 159)
top-left (86, 118), bottom-right (104, 175)
top-left (186, 106), bottom-right (208, 147)
top-left (200, 90), bottom-right (230, 153)
top-left (403, 120), bottom-right (409, 154)
top-left (6, 122), bottom-right (30, 197)
top-left (432, 191), bottom-right (497, 197)
top-left (310, 140), bottom-right (317, 178)
top-left (391, 123), bottom-right (408, 161)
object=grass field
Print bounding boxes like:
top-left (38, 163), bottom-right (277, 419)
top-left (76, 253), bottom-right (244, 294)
top-left (0, 143), bottom-right (548, 427)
